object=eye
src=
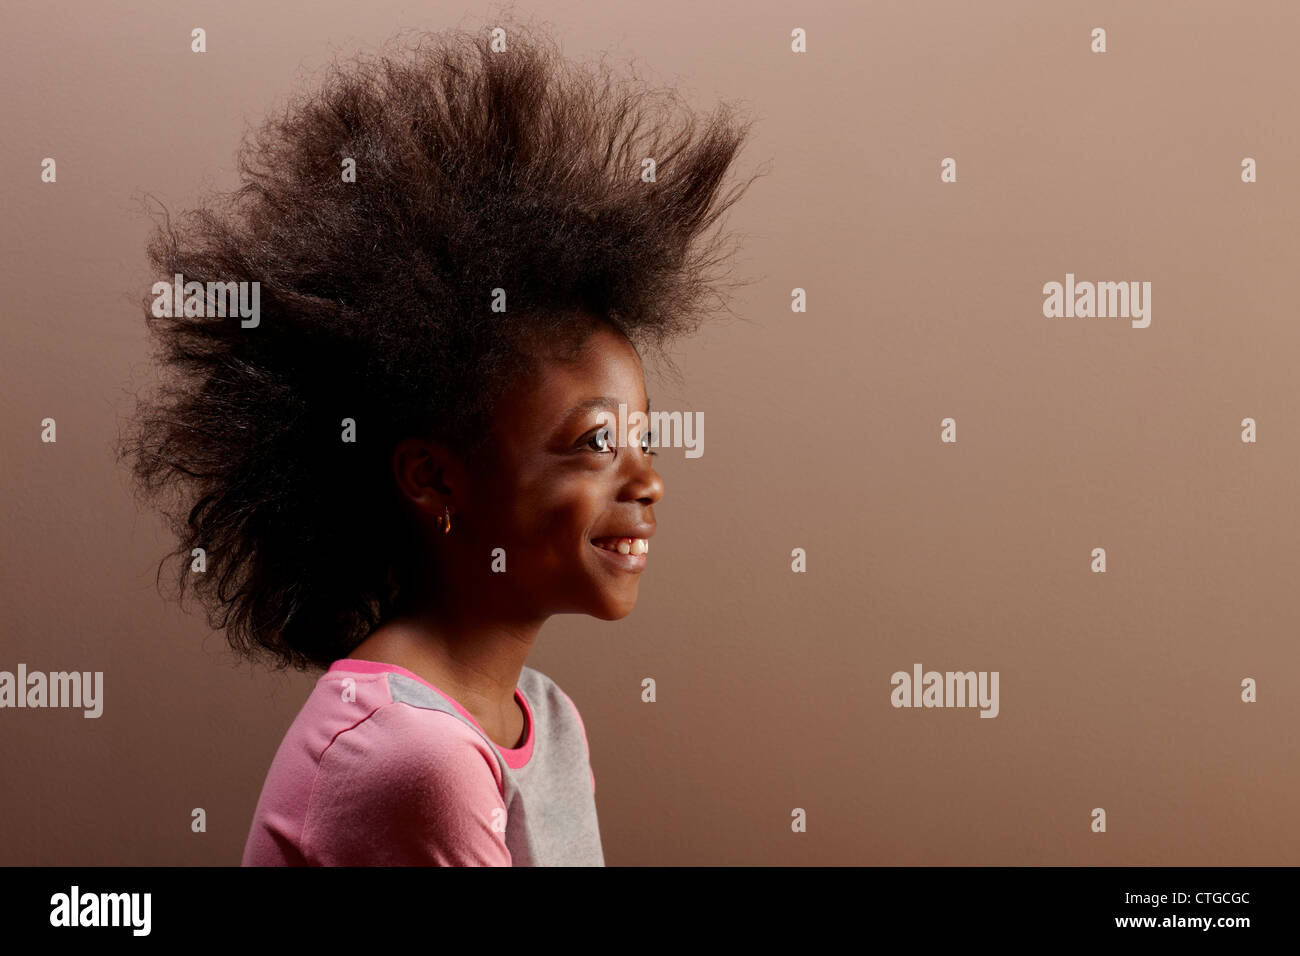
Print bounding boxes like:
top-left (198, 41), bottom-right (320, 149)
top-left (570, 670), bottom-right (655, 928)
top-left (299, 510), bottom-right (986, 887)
top-left (587, 427), bottom-right (614, 453)
top-left (640, 429), bottom-right (658, 456)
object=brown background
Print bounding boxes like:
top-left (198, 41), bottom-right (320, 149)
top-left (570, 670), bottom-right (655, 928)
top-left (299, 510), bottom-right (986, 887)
top-left (2, 0), bottom-right (1298, 865)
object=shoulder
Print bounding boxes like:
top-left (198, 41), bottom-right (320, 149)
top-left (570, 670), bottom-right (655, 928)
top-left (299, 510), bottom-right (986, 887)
top-left (299, 701), bottom-right (509, 865)
top-left (319, 699), bottom-right (503, 794)
top-left (310, 664), bottom-right (496, 764)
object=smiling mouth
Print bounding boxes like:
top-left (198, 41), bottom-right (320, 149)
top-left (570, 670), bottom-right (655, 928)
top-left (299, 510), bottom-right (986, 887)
top-left (590, 536), bottom-right (649, 555)
top-left (590, 536), bottom-right (649, 573)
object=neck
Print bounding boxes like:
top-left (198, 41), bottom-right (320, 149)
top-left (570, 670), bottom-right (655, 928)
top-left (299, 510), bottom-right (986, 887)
top-left (351, 596), bottom-right (546, 728)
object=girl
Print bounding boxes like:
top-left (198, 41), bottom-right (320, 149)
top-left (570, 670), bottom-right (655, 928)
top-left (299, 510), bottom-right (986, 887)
top-left (123, 24), bottom-right (756, 865)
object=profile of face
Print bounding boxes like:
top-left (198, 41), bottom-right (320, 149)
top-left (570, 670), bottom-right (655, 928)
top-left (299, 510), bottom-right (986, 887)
top-left (398, 320), bottom-right (665, 623)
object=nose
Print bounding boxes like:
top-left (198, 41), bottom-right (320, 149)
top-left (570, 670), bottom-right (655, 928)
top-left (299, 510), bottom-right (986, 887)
top-left (624, 451), bottom-right (664, 505)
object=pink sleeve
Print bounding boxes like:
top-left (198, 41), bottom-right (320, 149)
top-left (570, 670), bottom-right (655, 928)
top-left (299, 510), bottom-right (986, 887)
top-left (558, 687), bottom-right (595, 797)
top-left (300, 703), bottom-right (512, 866)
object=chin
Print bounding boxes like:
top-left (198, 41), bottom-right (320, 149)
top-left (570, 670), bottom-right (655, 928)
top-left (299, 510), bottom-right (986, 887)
top-left (588, 589), bottom-right (639, 620)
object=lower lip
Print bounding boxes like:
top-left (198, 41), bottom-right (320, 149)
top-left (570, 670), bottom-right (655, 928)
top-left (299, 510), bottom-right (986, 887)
top-left (591, 542), bottom-right (647, 573)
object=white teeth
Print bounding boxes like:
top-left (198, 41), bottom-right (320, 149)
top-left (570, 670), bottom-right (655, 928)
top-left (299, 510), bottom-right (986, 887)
top-left (596, 537), bottom-right (649, 555)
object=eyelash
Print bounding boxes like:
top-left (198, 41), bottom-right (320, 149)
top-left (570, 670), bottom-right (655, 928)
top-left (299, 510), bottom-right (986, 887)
top-left (586, 428), bottom-right (657, 456)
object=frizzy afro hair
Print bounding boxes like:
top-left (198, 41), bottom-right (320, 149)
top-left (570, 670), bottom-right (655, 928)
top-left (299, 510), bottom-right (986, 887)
top-left (121, 24), bottom-right (760, 672)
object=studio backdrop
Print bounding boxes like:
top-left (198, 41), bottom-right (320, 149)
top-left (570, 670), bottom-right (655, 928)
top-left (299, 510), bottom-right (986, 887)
top-left (1, 0), bottom-right (1297, 865)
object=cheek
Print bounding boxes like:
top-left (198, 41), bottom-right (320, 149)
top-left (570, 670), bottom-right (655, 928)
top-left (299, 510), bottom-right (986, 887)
top-left (497, 476), bottom-right (602, 567)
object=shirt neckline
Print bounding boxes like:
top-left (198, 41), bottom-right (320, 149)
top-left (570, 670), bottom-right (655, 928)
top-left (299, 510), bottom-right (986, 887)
top-left (326, 657), bottom-right (534, 766)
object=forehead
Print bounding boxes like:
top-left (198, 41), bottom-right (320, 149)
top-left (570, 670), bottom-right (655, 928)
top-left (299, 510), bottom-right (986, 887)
top-left (494, 324), bottom-right (646, 432)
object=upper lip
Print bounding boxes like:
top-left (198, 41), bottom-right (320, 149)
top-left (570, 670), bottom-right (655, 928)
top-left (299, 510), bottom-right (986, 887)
top-left (590, 525), bottom-right (655, 541)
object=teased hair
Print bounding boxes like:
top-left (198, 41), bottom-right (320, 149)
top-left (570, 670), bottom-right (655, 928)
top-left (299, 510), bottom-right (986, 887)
top-left (121, 23), bottom-right (759, 671)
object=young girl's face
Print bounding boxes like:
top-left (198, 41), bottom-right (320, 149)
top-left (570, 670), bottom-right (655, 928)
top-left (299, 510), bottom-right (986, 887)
top-left (464, 322), bottom-right (665, 621)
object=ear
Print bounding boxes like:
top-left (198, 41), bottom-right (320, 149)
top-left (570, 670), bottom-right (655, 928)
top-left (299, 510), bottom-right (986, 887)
top-left (391, 437), bottom-right (464, 518)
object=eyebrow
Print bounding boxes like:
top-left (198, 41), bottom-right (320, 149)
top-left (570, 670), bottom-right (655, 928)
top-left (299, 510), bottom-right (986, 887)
top-left (562, 395), bottom-right (652, 420)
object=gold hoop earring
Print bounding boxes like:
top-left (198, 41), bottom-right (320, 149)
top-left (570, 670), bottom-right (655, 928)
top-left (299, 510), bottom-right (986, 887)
top-left (436, 506), bottom-right (452, 534)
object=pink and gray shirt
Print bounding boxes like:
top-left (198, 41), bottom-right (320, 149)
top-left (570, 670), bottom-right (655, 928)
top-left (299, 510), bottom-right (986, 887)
top-left (241, 659), bottom-right (604, 866)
